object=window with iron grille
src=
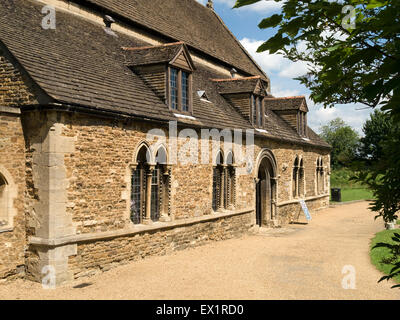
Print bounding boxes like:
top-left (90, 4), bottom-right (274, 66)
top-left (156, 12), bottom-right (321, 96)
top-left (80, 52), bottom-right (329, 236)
top-left (130, 167), bottom-right (142, 224)
top-left (151, 168), bottom-right (160, 221)
top-left (212, 167), bottom-right (219, 211)
top-left (257, 97), bottom-right (263, 127)
top-left (169, 67), bottom-right (191, 112)
top-left (170, 68), bottom-right (178, 110)
top-left (182, 71), bottom-right (189, 112)
top-left (251, 95), bottom-right (257, 125)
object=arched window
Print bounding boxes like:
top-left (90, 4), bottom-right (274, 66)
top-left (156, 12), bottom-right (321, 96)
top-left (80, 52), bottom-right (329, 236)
top-left (0, 173), bottom-right (9, 227)
top-left (316, 157), bottom-right (324, 195)
top-left (319, 158), bottom-right (324, 194)
top-left (212, 151), bottom-right (223, 211)
top-left (225, 151), bottom-right (236, 209)
top-left (292, 156), bottom-right (299, 198)
top-left (299, 159), bottom-right (305, 197)
top-left (212, 150), bottom-right (236, 212)
top-left (131, 144), bottom-right (170, 224)
top-left (153, 147), bottom-right (170, 221)
top-left (130, 145), bottom-right (151, 224)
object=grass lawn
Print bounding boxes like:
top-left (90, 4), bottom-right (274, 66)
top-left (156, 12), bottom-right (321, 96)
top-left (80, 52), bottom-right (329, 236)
top-left (370, 229), bottom-right (400, 284)
top-left (330, 168), bottom-right (374, 203)
top-left (330, 188), bottom-right (374, 203)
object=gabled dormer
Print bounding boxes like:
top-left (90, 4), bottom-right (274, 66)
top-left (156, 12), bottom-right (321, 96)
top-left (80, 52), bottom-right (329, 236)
top-left (264, 96), bottom-right (309, 137)
top-left (123, 42), bottom-right (196, 114)
top-left (211, 76), bottom-right (269, 128)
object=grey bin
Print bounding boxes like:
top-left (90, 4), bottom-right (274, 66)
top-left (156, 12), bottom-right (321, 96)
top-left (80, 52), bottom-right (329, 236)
top-left (331, 188), bottom-right (342, 202)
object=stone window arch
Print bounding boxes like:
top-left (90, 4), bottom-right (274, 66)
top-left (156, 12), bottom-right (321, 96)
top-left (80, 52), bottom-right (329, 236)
top-left (212, 150), bottom-right (224, 212)
top-left (0, 167), bottom-right (17, 230)
top-left (153, 146), bottom-right (171, 222)
top-left (316, 157), bottom-right (324, 194)
top-left (292, 156), bottom-right (299, 199)
top-left (299, 158), bottom-right (305, 197)
top-left (225, 151), bottom-right (236, 209)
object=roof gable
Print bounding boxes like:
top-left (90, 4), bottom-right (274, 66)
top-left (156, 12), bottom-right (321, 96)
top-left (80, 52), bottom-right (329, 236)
top-left (123, 42), bottom-right (195, 71)
top-left (212, 76), bottom-right (268, 95)
top-left (265, 96), bottom-right (309, 113)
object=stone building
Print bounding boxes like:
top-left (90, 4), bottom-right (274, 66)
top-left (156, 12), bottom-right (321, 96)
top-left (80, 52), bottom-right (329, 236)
top-left (0, 0), bottom-right (331, 285)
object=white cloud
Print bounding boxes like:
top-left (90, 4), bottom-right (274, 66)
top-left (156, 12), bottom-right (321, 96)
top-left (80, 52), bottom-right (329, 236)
top-left (306, 97), bottom-right (374, 135)
top-left (240, 38), bottom-right (309, 79)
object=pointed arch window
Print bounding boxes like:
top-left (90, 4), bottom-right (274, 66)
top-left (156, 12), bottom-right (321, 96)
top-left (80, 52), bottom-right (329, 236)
top-left (299, 159), bottom-right (305, 197)
top-left (316, 157), bottom-right (324, 194)
top-left (292, 156), bottom-right (299, 199)
top-left (212, 151), bottom-right (236, 211)
top-left (130, 145), bottom-right (170, 224)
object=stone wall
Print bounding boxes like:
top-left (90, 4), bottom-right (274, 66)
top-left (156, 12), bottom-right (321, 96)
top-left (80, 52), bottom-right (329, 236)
top-left (0, 51), bottom-right (38, 107)
top-left (0, 108), bottom-right (26, 279)
top-left (68, 211), bottom-right (253, 278)
top-left (23, 110), bottom-right (330, 284)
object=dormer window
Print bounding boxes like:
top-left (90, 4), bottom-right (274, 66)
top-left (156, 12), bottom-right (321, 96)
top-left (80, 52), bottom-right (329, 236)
top-left (251, 94), bottom-right (264, 127)
top-left (123, 42), bottom-right (195, 114)
top-left (182, 71), bottom-right (190, 111)
top-left (170, 68), bottom-right (178, 110)
top-left (212, 76), bottom-right (267, 127)
top-left (265, 96), bottom-right (309, 137)
top-left (168, 67), bottom-right (192, 113)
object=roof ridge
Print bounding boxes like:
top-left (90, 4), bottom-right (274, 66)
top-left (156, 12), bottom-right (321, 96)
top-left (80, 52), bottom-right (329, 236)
top-left (208, 9), bottom-right (270, 83)
top-left (122, 42), bottom-right (184, 51)
top-left (266, 96), bottom-right (306, 100)
top-left (211, 76), bottom-right (261, 82)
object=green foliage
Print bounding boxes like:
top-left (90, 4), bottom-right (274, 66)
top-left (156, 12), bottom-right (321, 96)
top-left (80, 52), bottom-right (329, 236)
top-left (234, 0), bottom-right (400, 288)
top-left (330, 168), bottom-right (373, 202)
top-left (233, 0), bottom-right (400, 120)
top-left (371, 230), bottom-right (400, 288)
top-left (358, 109), bottom-right (394, 163)
top-left (319, 118), bottom-right (359, 168)
top-left (330, 167), bottom-right (363, 188)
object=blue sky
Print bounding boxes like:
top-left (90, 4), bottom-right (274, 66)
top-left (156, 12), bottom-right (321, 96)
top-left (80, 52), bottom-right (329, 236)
top-left (196, 0), bottom-right (374, 134)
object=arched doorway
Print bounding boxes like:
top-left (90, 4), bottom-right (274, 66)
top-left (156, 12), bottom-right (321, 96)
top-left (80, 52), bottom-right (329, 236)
top-left (255, 150), bottom-right (277, 227)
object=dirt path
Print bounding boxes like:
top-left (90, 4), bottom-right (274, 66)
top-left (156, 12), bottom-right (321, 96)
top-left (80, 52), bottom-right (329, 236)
top-left (1, 201), bottom-right (399, 300)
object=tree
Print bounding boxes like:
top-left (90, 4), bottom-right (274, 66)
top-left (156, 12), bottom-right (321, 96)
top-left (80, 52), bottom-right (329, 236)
top-left (358, 109), bottom-right (394, 163)
top-left (233, 0), bottom-right (400, 120)
top-left (319, 118), bottom-right (359, 168)
top-left (233, 0), bottom-right (400, 287)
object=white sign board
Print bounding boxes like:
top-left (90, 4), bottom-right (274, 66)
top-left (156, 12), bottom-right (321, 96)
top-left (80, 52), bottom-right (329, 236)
top-left (299, 200), bottom-right (312, 221)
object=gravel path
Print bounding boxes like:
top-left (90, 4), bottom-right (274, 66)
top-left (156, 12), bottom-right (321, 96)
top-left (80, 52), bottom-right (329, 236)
top-left (1, 201), bottom-right (399, 300)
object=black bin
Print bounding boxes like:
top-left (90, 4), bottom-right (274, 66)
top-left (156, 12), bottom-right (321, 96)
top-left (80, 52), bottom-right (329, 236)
top-left (331, 188), bottom-right (342, 202)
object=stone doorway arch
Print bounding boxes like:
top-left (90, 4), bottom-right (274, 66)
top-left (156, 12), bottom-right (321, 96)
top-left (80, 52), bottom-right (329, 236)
top-left (255, 149), bottom-right (277, 227)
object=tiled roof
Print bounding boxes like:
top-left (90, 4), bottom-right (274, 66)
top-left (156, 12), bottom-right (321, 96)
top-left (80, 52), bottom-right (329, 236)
top-left (265, 96), bottom-right (309, 112)
top-left (212, 77), bottom-right (265, 95)
top-left (79, 0), bottom-right (268, 80)
top-left (0, 0), bottom-right (330, 149)
top-left (123, 42), bottom-right (186, 67)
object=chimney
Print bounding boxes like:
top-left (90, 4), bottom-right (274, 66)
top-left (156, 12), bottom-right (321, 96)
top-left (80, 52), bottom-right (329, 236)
top-left (206, 0), bottom-right (214, 9)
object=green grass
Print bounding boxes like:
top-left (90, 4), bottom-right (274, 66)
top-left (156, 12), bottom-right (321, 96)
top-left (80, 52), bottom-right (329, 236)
top-left (370, 229), bottom-right (400, 284)
top-left (330, 188), bottom-right (374, 203)
top-left (330, 168), bottom-right (374, 203)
